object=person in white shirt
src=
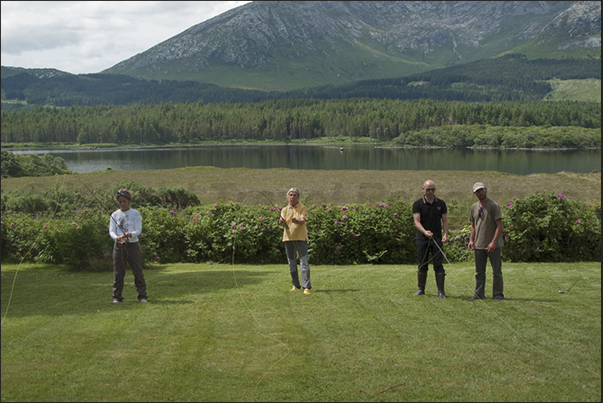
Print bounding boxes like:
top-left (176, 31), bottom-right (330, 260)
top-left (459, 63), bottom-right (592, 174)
top-left (109, 189), bottom-right (147, 303)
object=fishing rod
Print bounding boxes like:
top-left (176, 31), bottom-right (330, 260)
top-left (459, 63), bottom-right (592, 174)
top-left (559, 278), bottom-right (580, 294)
top-left (69, 171), bottom-right (135, 280)
top-left (257, 190), bottom-right (308, 288)
top-left (69, 171), bottom-right (129, 237)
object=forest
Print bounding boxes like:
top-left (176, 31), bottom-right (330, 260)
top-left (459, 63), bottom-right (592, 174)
top-left (1, 98), bottom-right (600, 148)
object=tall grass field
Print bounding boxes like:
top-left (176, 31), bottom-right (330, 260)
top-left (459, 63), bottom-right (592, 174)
top-left (1, 261), bottom-right (600, 402)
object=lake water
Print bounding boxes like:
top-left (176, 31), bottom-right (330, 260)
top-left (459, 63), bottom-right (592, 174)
top-left (10, 145), bottom-right (601, 175)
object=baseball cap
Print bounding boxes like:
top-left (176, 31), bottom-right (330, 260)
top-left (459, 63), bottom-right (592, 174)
top-left (473, 182), bottom-right (485, 192)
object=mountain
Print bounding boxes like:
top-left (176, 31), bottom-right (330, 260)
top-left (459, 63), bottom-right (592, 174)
top-left (102, 1), bottom-right (601, 91)
top-left (2, 55), bottom-right (599, 109)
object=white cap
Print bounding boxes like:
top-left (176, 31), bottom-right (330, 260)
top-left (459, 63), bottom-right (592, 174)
top-left (473, 182), bottom-right (485, 192)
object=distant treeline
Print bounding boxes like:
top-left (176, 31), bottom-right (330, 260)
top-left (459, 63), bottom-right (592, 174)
top-left (1, 150), bottom-right (69, 178)
top-left (1, 55), bottom-right (600, 108)
top-left (1, 98), bottom-right (600, 148)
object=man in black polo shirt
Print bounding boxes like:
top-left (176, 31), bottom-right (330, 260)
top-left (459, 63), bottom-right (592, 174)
top-left (412, 180), bottom-right (449, 298)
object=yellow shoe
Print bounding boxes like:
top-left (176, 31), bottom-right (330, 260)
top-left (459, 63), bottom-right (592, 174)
top-left (303, 288), bottom-right (311, 295)
top-left (290, 286), bottom-right (300, 291)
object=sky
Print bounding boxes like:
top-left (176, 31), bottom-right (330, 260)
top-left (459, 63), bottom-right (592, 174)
top-left (1, 1), bottom-right (251, 74)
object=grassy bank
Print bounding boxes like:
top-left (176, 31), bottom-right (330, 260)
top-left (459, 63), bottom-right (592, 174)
top-left (1, 262), bottom-right (600, 402)
top-left (1, 167), bottom-right (600, 209)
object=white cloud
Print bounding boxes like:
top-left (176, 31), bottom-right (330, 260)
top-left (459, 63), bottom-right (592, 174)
top-left (1, 1), bottom-right (251, 74)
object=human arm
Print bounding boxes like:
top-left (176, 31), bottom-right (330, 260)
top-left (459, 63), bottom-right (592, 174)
top-left (468, 222), bottom-right (476, 250)
top-left (290, 206), bottom-right (307, 224)
top-left (487, 218), bottom-right (503, 252)
top-left (442, 213), bottom-right (449, 243)
top-left (413, 212), bottom-right (433, 238)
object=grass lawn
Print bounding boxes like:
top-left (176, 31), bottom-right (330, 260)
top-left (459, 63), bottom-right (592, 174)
top-left (1, 261), bottom-right (600, 402)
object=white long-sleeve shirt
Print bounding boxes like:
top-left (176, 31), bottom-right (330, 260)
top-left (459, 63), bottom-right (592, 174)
top-left (109, 208), bottom-right (142, 243)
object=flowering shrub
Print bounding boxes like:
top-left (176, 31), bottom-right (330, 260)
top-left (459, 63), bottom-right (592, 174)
top-left (1, 195), bottom-right (600, 269)
top-left (503, 193), bottom-right (601, 262)
top-left (307, 202), bottom-right (415, 264)
top-left (1, 210), bottom-right (110, 269)
top-left (183, 202), bottom-right (283, 264)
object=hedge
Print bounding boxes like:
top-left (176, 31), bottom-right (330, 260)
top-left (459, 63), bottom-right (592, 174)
top-left (1, 194), bottom-right (600, 269)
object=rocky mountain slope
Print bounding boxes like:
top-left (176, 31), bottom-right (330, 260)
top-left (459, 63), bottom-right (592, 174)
top-left (103, 1), bottom-right (600, 91)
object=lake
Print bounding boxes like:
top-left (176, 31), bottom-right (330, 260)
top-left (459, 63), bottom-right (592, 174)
top-left (10, 145), bottom-right (601, 175)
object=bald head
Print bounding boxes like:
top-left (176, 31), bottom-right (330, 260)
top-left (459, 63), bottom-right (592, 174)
top-left (422, 180), bottom-right (436, 199)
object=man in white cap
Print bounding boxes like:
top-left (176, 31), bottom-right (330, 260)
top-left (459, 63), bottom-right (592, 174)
top-left (468, 182), bottom-right (504, 301)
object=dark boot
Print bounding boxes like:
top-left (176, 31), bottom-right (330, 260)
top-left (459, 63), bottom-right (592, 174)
top-left (436, 272), bottom-right (446, 299)
top-left (414, 271), bottom-right (427, 295)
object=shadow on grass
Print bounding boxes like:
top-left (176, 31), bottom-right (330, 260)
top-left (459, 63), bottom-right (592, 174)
top-left (0, 266), bottom-right (275, 317)
top-left (313, 289), bottom-right (361, 293)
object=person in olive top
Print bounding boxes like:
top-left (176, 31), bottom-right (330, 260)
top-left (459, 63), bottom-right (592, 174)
top-left (279, 187), bottom-right (312, 295)
top-left (468, 182), bottom-right (504, 301)
top-left (412, 180), bottom-right (449, 298)
top-left (109, 189), bottom-right (147, 303)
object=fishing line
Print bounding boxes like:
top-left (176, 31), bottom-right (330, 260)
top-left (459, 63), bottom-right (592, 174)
top-left (230, 191), bottom-right (292, 384)
top-left (2, 173), bottom-right (68, 326)
top-left (430, 239), bottom-right (598, 377)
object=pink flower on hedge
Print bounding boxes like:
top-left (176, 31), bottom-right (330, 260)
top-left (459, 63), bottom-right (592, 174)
top-left (43, 225), bottom-right (48, 228)
top-left (393, 213), bottom-right (397, 216)
top-left (192, 217), bottom-right (198, 222)
top-left (11, 222), bottom-right (15, 226)
top-left (335, 221), bottom-right (339, 225)
top-left (259, 217), bottom-right (265, 221)
top-left (336, 246), bottom-right (342, 250)
top-left (342, 215), bottom-right (347, 219)
top-left (508, 203), bottom-right (513, 207)
top-left (154, 256), bottom-right (160, 260)
top-left (71, 222), bottom-right (77, 225)
top-left (536, 247), bottom-right (540, 251)
top-left (351, 233), bottom-right (356, 236)
top-left (354, 206), bottom-right (359, 210)
top-left (276, 249), bottom-right (280, 253)
top-left (576, 219), bottom-right (581, 223)
top-left (262, 228), bottom-right (266, 231)
top-left (557, 194), bottom-right (566, 199)
top-left (258, 204), bottom-right (262, 206)
top-left (170, 210), bottom-right (175, 214)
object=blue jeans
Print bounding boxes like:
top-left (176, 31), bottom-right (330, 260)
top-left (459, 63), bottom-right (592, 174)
top-left (285, 241), bottom-right (311, 289)
top-left (416, 238), bottom-right (445, 274)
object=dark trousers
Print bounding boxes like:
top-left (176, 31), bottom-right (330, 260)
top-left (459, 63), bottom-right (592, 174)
top-left (416, 238), bottom-right (445, 274)
top-left (112, 242), bottom-right (147, 301)
top-left (473, 248), bottom-right (503, 299)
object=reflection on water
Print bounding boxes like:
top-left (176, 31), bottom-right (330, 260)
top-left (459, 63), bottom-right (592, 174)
top-left (10, 145), bottom-right (601, 175)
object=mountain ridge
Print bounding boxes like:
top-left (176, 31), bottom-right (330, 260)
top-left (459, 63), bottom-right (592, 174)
top-left (102, 1), bottom-right (600, 91)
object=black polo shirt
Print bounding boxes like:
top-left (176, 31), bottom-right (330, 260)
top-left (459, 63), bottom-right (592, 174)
top-left (412, 196), bottom-right (447, 240)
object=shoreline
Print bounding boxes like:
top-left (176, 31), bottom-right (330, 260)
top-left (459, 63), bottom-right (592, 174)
top-left (2, 142), bottom-right (601, 152)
